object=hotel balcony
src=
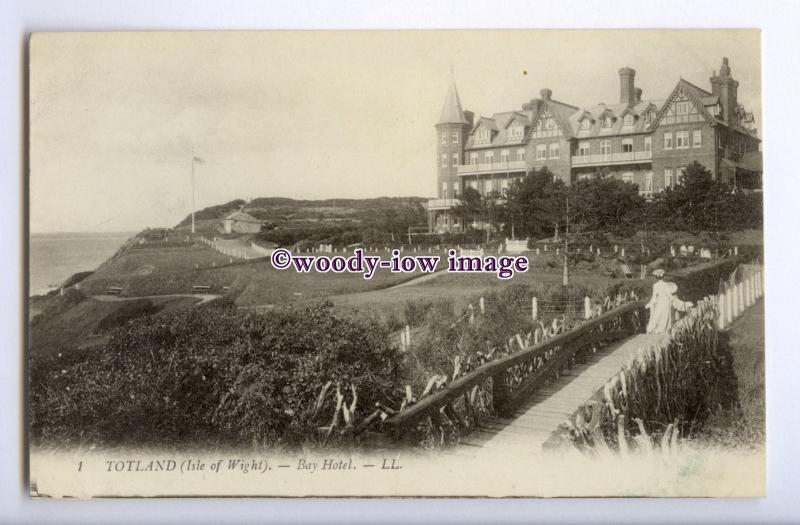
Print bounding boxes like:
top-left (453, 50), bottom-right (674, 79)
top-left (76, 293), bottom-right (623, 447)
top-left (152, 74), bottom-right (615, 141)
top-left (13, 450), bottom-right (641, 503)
top-left (426, 198), bottom-right (461, 210)
top-left (572, 150), bottom-right (652, 167)
top-left (457, 160), bottom-right (527, 176)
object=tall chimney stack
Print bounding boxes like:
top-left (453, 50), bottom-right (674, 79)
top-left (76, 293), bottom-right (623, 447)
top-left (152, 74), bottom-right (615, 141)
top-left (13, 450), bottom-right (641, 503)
top-left (634, 88), bottom-right (643, 104)
top-left (540, 88), bottom-right (552, 102)
top-left (619, 67), bottom-right (636, 106)
top-left (710, 57), bottom-right (739, 124)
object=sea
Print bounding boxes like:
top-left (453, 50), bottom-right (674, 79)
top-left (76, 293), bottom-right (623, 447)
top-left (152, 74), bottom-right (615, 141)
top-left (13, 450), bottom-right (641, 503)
top-left (29, 232), bottom-right (135, 296)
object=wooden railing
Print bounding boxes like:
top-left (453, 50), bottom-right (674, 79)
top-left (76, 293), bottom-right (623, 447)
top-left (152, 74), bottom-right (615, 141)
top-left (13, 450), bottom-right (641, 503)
top-left (382, 301), bottom-right (646, 440)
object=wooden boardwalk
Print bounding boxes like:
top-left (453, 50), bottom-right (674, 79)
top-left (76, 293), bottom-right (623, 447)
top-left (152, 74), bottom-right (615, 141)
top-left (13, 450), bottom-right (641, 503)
top-left (447, 332), bottom-right (665, 458)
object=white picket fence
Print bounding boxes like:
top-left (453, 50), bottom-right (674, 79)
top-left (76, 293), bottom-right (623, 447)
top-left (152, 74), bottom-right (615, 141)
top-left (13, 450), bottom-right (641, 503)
top-left (717, 262), bottom-right (764, 330)
top-left (198, 236), bottom-right (253, 260)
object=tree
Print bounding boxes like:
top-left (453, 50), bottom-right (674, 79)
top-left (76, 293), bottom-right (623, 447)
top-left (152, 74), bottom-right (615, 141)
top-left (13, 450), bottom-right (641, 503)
top-left (501, 167), bottom-right (566, 240)
top-left (568, 177), bottom-right (645, 237)
top-left (457, 186), bottom-right (484, 227)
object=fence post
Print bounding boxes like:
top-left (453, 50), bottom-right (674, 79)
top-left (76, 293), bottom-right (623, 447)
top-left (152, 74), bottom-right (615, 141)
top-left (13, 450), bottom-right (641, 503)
top-left (479, 297), bottom-right (485, 315)
top-left (717, 288), bottom-right (726, 330)
top-left (584, 296), bottom-right (592, 320)
top-left (531, 297), bottom-right (538, 322)
top-left (469, 304), bottom-right (475, 324)
top-left (725, 282), bottom-right (733, 325)
top-left (492, 372), bottom-right (511, 417)
top-left (738, 279), bottom-right (745, 316)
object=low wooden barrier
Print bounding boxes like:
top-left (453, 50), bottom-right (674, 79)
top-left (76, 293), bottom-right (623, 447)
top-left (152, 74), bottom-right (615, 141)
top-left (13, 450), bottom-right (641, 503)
top-left (191, 285), bottom-right (211, 294)
top-left (105, 286), bottom-right (122, 295)
top-left (382, 301), bottom-right (645, 441)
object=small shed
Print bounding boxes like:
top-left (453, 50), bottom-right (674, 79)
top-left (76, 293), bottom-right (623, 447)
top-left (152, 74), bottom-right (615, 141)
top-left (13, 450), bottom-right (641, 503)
top-left (219, 208), bottom-right (263, 234)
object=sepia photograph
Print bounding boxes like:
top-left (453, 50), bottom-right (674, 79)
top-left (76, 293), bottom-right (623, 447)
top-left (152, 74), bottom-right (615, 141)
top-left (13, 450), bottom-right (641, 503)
top-left (26, 29), bottom-right (766, 498)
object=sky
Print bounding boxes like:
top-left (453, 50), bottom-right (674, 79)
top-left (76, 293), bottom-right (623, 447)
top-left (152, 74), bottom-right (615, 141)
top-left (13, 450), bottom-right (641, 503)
top-left (29, 29), bottom-right (761, 233)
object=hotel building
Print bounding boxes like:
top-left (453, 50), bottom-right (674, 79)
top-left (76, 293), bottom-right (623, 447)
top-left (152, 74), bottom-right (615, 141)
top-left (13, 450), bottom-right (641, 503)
top-left (428, 57), bottom-right (761, 233)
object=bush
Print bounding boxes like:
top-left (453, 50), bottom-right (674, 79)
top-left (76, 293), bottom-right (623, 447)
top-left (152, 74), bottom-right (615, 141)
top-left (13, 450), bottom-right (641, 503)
top-left (30, 301), bottom-right (400, 449)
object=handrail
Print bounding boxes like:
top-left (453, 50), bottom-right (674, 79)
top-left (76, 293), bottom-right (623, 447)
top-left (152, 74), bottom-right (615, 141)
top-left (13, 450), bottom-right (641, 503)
top-left (383, 300), bottom-right (645, 432)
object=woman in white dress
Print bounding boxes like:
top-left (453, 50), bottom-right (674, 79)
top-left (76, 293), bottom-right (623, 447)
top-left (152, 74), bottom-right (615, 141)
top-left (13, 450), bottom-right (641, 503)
top-left (645, 269), bottom-right (693, 334)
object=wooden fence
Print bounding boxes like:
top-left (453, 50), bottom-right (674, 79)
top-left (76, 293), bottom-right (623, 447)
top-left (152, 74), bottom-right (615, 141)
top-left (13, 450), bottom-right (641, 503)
top-left (717, 262), bottom-right (764, 329)
top-left (382, 300), bottom-right (645, 442)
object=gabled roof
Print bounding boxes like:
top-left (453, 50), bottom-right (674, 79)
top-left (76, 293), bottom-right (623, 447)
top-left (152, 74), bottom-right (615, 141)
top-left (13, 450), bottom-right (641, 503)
top-left (223, 209), bottom-right (262, 223)
top-left (649, 78), bottom-right (716, 131)
top-left (568, 99), bottom-right (664, 136)
top-left (437, 81), bottom-right (468, 125)
top-left (473, 116), bottom-right (498, 132)
top-left (530, 99), bottom-right (579, 139)
top-left (503, 112), bottom-right (530, 128)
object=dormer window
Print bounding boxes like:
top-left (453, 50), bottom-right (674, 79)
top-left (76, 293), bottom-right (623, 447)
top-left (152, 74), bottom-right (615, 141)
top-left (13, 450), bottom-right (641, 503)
top-left (623, 114), bottom-right (635, 127)
top-left (579, 118), bottom-right (591, 131)
top-left (508, 124), bottom-right (524, 141)
top-left (644, 111), bottom-right (655, 125)
top-left (601, 116), bottom-right (613, 129)
top-left (543, 117), bottom-right (555, 130)
top-left (676, 101), bottom-right (690, 115)
top-left (475, 127), bottom-right (492, 145)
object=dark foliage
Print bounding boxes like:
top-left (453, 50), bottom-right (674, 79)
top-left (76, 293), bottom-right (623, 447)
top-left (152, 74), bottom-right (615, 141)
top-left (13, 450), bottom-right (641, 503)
top-left (30, 302), bottom-right (399, 449)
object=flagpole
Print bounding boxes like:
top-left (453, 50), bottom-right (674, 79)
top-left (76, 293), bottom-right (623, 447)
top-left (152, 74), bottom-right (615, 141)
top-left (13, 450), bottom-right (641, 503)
top-left (191, 149), bottom-right (196, 234)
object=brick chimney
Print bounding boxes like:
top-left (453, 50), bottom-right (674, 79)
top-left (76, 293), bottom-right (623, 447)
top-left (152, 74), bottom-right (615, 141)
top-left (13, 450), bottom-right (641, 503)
top-left (540, 88), bottom-right (552, 102)
top-left (710, 57), bottom-right (739, 124)
top-left (619, 67), bottom-right (636, 106)
top-left (634, 88), bottom-right (643, 104)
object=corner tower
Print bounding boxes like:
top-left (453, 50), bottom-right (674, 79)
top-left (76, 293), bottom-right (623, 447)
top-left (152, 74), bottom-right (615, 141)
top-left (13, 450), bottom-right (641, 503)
top-left (435, 81), bottom-right (472, 202)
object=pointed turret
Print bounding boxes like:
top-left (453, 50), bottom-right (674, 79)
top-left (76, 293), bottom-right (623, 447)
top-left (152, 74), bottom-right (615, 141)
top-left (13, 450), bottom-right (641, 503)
top-left (437, 81), bottom-right (468, 125)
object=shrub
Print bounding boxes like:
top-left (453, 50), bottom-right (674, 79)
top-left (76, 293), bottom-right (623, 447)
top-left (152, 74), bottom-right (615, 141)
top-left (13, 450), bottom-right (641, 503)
top-left (30, 301), bottom-right (399, 449)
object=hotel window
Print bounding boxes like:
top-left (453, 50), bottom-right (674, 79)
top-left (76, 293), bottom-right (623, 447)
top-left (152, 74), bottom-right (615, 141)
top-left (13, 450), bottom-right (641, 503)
top-left (442, 182), bottom-right (448, 198)
top-left (536, 144), bottom-right (547, 160)
top-left (509, 125), bottom-right (524, 140)
top-left (622, 138), bottom-right (634, 153)
top-left (580, 118), bottom-right (591, 131)
top-left (441, 131), bottom-right (447, 144)
top-left (676, 166), bottom-right (686, 185)
top-left (516, 148), bottom-right (526, 162)
top-left (578, 142), bottom-right (590, 156)
top-left (549, 143), bottom-right (560, 159)
top-left (645, 111), bottom-right (655, 125)
top-left (623, 114), bottom-right (635, 127)
top-left (485, 151), bottom-right (494, 163)
top-left (452, 131), bottom-right (459, 144)
top-left (476, 127), bottom-right (491, 144)
top-left (676, 101), bottom-right (690, 115)
top-left (500, 149), bottom-right (510, 163)
top-left (644, 136), bottom-right (652, 152)
top-left (693, 129), bottom-right (702, 148)
top-left (600, 140), bottom-right (611, 155)
top-left (470, 152), bottom-right (478, 165)
top-left (676, 130), bottom-right (689, 149)
top-left (441, 154), bottom-right (448, 168)
top-left (622, 172), bottom-right (634, 184)
top-left (645, 172), bottom-right (653, 193)
top-left (602, 116), bottom-right (613, 129)
top-left (452, 153), bottom-right (459, 167)
top-left (664, 132), bottom-right (673, 149)
top-left (664, 169), bottom-right (673, 189)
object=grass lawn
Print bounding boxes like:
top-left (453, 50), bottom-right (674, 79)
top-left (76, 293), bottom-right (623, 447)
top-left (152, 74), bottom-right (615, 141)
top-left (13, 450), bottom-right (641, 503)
top-left (727, 299), bottom-right (765, 440)
top-left (696, 299), bottom-right (765, 447)
top-left (78, 243), bottom-right (430, 306)
top-left (330, 265), bottom-right (628, 322)
top-left (29, 295), bottom-right (200, 357)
